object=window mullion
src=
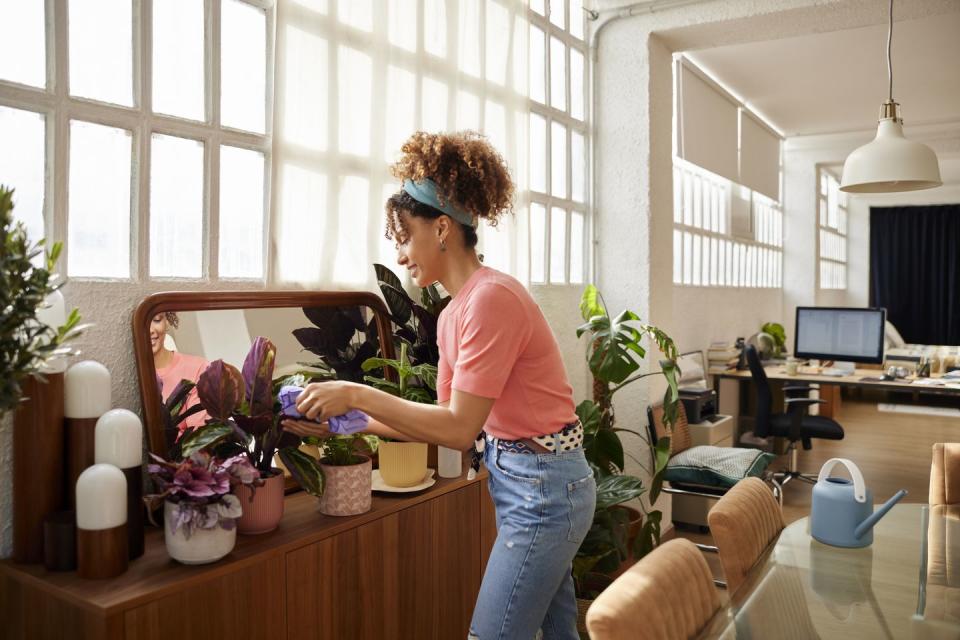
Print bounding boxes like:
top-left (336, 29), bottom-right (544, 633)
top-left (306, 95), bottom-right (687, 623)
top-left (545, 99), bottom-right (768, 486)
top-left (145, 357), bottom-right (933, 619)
top-left (134, 0), bottom-right (151, 281)
top-left (51, 0), bottom-right (69, 265)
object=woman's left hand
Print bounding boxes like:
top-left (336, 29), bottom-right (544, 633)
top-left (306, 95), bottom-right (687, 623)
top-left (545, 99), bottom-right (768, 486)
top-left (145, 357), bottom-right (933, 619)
top-left (295, 380), bottom-right (357, 421)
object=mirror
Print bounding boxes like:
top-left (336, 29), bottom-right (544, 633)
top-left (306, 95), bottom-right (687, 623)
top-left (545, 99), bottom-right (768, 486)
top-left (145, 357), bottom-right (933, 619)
top-left (133, 291), bottom-right (396, 458)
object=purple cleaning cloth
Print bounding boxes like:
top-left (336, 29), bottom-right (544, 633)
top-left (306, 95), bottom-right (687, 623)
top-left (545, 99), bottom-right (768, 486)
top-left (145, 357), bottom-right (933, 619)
top-left (279, 385), bottom-right (369, 434)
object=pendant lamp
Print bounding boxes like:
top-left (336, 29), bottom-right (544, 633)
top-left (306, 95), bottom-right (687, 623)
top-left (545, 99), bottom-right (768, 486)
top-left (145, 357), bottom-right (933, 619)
top-left (839, 0), bottom-right (942, 193)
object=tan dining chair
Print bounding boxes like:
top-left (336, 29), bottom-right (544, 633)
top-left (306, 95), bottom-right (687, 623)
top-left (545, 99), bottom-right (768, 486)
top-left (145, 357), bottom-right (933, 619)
top-left (930, 443), bottom-right (960, 505)
top-left (585, 538), bottom-right (721, 640)
top-left (707, 476), bottom-right (784, 593)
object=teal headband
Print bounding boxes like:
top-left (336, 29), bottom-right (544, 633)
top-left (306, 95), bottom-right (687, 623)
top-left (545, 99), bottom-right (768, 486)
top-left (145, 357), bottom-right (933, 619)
top-left (402, 178), bottom-right (477, 228)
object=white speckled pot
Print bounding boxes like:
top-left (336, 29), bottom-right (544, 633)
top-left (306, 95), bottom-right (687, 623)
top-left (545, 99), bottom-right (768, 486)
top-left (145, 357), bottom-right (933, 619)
top-left (164, 500), bottom-right (236, 565)
top-left (318, 455), bottom-right (372, 517)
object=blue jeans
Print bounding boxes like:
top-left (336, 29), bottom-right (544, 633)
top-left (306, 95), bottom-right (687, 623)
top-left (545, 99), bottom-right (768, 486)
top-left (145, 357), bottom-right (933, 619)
top-left (469, 439), bottom-right (596, 639)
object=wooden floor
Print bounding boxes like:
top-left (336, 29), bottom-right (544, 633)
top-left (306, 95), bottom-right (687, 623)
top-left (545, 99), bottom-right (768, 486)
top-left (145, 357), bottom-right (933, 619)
top-left (670, 398), bottom-right (960, 583)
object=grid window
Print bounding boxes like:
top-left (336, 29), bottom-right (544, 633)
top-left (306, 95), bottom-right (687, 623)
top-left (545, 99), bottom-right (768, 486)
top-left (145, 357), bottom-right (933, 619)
top-left (817, 168), bottom-right (848, 289)
top-left (153, 0), bottom-right (205, 121)
top-left (0, 107), bottom-right (46, 244)
top-left (150, 134), bottom-right (204, 278)
top-left (67, 121), bottom-right (132, 279)
top-left (672, 159), bottom-right (783, 289)
top-left (0, 3), bottom-right (45, 88)
top-left (219, 146), bottom-right (266, 279)
top-left (69, 0), bottom-right (134, 107)
top-left (221, 0), bottom-right (268, 134)
top-left (1, 1), bottom-right (273, 282)
top-left (528, 1), bottom-right (590, 285)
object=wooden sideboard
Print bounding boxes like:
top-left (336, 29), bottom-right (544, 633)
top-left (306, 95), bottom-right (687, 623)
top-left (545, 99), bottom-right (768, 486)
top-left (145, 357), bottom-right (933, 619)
top-left (0, 469), bottom-right (497, 640)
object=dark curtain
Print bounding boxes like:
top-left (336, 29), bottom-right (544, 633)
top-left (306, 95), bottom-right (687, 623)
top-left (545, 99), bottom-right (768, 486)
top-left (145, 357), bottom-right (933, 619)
top-left (870, 204), bottom-right (960, 345)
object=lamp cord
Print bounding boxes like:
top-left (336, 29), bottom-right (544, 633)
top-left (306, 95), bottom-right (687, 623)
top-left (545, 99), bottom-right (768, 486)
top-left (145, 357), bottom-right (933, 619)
top-left (887, 0), bottom-right (894, 102)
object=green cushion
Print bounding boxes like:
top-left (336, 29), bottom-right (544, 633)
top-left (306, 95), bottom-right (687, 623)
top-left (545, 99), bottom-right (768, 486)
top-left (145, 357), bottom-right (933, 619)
top-left (664, 446), bottom-right (775, 489)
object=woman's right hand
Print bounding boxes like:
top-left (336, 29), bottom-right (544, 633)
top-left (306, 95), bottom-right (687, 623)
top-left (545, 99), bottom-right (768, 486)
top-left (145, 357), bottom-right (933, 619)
top-left (281, 419), bottom-right (332, 439)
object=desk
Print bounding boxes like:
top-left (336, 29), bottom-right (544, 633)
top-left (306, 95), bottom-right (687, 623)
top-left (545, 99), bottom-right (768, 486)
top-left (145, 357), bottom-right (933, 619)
top-left (710, 366), bottom-right (960, 445)
top-left (699, 503), bottom-right (960, 639)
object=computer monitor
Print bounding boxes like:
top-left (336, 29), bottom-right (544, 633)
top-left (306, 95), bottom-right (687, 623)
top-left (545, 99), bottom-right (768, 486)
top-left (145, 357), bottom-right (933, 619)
top-left (794, 307), bottom-right (886, 365)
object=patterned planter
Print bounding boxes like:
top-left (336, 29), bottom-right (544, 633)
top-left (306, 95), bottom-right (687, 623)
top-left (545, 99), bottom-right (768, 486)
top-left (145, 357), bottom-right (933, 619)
top-left (318, 455), bottom-right (372, 517)
top-left (236, 471), bottom-right (285, 535)
top-left (377, 441), bottom-right (428, 488)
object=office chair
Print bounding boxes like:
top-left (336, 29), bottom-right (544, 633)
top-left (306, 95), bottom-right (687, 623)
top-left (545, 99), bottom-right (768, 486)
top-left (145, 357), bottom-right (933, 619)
top-left (745, 344), bottom-right (844, 488)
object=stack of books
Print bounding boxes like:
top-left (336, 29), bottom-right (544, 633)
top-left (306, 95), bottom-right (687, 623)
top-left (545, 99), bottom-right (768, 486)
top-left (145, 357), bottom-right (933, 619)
top-left (708, 342), bottom-right (741, 369)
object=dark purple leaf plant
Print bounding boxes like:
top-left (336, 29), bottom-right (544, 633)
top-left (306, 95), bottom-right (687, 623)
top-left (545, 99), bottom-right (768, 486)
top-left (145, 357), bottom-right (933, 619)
top-left (144, 451), bottom-right (261, 538)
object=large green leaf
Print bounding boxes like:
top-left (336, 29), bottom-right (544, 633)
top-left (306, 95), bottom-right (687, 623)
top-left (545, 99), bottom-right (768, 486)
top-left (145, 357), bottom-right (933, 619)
top-left (278, 447), bottom-right (325, 497)
top-left (579, 284), bottom-right (605, 322)
top-left (179, 422), bottom-right (235, 458)
top-left (592, 428), bottom-right (624, 473)
top-left (575, 400), bottom-right (601, 435)
top-left (648, 436), bottom-right (672, 504)
top-left (594, 474), bottom-right (645, 511)
top-left (634, 510), bottom-right (663, 559)
top-left (579, 309), bottom-right (648, 385)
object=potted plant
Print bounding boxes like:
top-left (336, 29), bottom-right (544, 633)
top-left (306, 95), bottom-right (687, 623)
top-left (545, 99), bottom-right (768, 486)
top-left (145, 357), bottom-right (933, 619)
top-left (1, 185), bottom-right (85, 561)
top-left (361, 342), bottom-right (436, 487)
top-left (144, 451), bottom-right (260, 564)
top-left (572, 285), bottom-right (680, 623)
top-left (177, 337), bottom-right (302, 534)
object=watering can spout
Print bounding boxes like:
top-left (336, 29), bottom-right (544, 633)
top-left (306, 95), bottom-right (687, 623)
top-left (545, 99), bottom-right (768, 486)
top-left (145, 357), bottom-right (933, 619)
top-left (854, 489), bottom-right (908, 540)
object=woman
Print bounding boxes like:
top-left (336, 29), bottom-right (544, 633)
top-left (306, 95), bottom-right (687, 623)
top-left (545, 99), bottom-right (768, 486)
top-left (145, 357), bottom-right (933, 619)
top-left (151, 311), bottom-right (209, 432)
top-left (283, 131), bottom-right (595, 640)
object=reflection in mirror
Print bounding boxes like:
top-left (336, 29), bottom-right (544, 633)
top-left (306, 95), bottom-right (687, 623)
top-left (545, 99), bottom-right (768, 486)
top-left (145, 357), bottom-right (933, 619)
top-left (133, 291), bottom-right (395, 461)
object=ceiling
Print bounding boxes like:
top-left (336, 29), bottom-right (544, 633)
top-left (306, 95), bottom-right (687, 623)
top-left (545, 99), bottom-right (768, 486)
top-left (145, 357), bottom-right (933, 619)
top-left (685, 11), bottom-right (960, 137)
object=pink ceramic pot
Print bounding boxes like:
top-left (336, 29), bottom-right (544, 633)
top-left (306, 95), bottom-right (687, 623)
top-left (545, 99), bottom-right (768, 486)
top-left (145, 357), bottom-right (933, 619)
top-left (318, 455), bottom-right (372, 517)
top-left (236, 471), bottom-right (285, 535)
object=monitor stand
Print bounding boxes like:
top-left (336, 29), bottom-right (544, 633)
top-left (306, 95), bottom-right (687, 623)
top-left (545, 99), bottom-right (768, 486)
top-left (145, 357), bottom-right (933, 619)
top-left (823, 361), bottom-right (856, 376)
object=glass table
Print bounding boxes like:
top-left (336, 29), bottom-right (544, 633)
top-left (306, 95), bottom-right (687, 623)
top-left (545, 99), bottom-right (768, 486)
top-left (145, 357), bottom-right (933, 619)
top-left (699, 503), bottom-right (960, 639)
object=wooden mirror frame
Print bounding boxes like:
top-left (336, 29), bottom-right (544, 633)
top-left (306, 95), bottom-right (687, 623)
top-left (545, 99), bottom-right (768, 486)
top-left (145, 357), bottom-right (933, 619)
top-left (133, 290), bottom-right (396, 457)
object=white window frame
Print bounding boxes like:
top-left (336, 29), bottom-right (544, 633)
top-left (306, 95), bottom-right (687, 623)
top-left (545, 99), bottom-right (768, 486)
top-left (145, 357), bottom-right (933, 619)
top-left (671, 158), bottom-right (783, 289)
top-left (529, 0), bottom-right (590, 286)
top-left (816, 165), bottom-right (848, 290)
top-left (0, 0), bottom-right (275, 282)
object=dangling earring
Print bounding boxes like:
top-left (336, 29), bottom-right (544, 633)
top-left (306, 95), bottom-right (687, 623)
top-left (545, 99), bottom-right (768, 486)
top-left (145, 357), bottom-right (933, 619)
top-left (440, 238), bottom-right (447, 252)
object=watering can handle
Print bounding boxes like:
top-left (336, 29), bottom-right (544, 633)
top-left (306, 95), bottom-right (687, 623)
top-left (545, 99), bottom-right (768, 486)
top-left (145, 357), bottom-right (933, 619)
top-left (817, 458), bottom-right (867, 503)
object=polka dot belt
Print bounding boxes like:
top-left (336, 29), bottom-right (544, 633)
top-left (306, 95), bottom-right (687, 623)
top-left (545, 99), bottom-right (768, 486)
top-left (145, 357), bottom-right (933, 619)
top-left (468, 422), bottom-right (584, 479)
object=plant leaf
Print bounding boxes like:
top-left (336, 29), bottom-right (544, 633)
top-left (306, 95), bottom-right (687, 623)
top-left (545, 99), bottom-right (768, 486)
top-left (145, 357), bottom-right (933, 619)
top-left (579, 284), bottom-right (605, 322)
top-left (278, 447), bottom-right (325, 497)
top-left (196, 360), bottom-right (244, 421)
top-left (242, 336), bottom-right (277, 416)
top-left (179, 422), bottom-right (235, 458)
top-left (594, 474), bottom-right (645, 511)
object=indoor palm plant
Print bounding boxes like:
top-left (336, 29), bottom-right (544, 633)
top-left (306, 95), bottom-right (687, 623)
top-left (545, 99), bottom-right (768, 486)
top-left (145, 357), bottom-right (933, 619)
top-left (572, 285), bottom-right (680, 606)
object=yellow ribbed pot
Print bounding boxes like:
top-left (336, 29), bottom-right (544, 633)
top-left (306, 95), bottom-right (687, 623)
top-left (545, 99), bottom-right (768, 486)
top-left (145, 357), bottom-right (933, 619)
top-left (377, 441), bottom-right (428, 487)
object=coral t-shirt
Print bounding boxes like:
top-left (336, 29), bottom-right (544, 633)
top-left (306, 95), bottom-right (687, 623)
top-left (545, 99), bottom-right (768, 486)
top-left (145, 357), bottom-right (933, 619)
top-left (156, 352), bottom-right (210, 432)
top-left (436, 266), bottom-right (577, 440)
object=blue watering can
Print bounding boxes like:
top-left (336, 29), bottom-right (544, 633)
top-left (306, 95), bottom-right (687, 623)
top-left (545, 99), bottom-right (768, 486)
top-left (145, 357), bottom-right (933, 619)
top-left (810, 458), bottom-right (907, 548)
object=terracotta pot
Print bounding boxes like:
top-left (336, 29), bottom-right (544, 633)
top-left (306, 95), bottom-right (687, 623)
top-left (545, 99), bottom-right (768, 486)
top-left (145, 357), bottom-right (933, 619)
top-left (236, 471), bottom-right (285, 535)
top-left (318, 455), bottom-right (372, 517)
top-left (163, 500), bottom-right (236, 565)
top-left (377, 441), bottom-right (428, 487)
top-left (611, 505), bottom-right (643, 549)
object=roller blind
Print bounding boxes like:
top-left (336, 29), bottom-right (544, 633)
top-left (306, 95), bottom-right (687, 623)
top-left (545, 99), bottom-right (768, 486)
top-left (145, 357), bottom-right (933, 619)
top-left (740, 110), bottom-right (781, 201)
top-left (677, 60), bottom-right (739, 184)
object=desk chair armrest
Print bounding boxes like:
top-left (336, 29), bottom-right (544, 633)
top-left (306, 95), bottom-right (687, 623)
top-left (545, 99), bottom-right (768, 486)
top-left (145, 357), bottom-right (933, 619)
top-left (782, 385), bottom-right (813, 393)
top-left (784, 397), bottom-right (826, 411)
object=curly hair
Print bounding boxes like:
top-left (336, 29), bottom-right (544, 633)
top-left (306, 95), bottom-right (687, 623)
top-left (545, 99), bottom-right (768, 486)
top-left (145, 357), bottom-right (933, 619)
top-left (385, 131), bottom-right (514, 248)
top-left (164, 311), bottom-right (179, 330)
